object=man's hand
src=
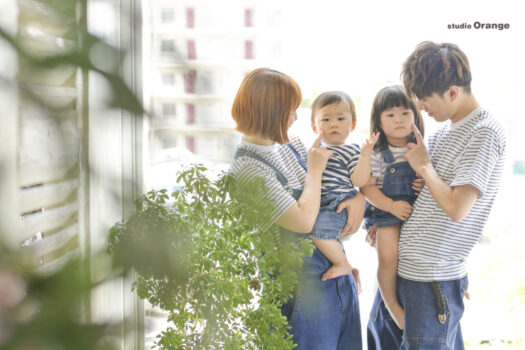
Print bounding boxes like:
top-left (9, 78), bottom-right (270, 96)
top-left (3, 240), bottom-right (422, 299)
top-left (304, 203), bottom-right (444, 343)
top-left (412, 174), bottom-right (425, 195)
top-left (365, 224), bottom-right (377, 248)
top-left (404, 124), bottom-right (431, 174)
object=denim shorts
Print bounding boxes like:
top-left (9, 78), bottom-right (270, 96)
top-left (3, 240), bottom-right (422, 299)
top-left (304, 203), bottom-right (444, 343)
top-left (367, 275), bottom-right (469, 350)
top-left (306, 191), bottom-right (357, 240)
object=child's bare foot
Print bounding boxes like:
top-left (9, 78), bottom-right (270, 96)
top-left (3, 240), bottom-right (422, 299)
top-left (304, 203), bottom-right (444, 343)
top-left (321, 262), bottom-right (352, 281)
top-left (388, 304), bottom-right (405, 330)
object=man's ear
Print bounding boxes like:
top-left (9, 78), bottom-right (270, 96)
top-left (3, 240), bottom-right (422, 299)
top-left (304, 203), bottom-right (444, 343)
top-left (352, 119), bottom-right (357, 131)
top-left (311, 122), bottom-right (318, 133)
top-left (448, 86), bottom-right (459, 102)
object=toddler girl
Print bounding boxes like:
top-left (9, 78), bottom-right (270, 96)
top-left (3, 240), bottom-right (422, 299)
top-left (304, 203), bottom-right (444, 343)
top-left (361, 85), bottom-right (425, 329)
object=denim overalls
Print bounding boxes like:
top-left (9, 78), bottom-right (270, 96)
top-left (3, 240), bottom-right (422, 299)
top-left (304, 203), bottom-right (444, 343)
top-left (234, 144), bottom-right (362, 350)
top-left (363, 148), bottom-right (417, 229)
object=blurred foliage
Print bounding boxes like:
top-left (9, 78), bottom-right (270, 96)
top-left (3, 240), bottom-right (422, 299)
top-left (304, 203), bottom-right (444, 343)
top-left (0, 245), bottom-right (120, 350)
top-left (1, 0), bottom-right (145, 349)
top-left (0, 0), bottom-right (144, 114)
top-left (108, 165), bottom-right (314, 349)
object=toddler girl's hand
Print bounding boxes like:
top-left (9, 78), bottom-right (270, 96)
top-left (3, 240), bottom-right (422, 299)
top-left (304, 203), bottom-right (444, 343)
top-left (412, 174), bottom-right (425, 195)
top-left (308, 130), bottom-right (332, 173)
top-left (360, 132), bottom-right (380, 157)
top-left (388, 200), bottom-right (413, 221)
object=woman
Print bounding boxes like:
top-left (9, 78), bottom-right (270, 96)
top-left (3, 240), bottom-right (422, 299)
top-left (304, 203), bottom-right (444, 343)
top-left (229, 68), bottom-right (364, 349)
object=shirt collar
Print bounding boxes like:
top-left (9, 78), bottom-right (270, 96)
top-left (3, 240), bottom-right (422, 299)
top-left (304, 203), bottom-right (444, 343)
top-left (451, 106), bottom-right (483, 130)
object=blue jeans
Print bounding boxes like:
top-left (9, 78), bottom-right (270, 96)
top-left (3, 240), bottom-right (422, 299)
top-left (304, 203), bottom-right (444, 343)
top-left (307, 191), bottom-right (356, 240)
top-left (281, 248), bottom-right (362, 349)
top-left (368, 275), bottom-right (468, 349)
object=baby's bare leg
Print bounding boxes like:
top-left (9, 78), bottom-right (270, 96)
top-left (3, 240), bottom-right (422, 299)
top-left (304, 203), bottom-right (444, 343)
top-left (313, 239), bottom-right (352, 281)
top-left (376, 224), bottom-right (404, 329)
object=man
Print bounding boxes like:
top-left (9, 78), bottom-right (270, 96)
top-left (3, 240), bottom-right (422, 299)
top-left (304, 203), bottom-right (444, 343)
top-left (367, 41), bottom-right (506, 349)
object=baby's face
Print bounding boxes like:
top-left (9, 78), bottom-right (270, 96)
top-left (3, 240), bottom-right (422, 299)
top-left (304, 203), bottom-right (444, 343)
top-left (312, 102), bottom-right (355, 145)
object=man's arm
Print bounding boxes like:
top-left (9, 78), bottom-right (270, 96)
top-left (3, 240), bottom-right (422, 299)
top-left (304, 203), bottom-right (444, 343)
top-left (416, 165), bottom-right (479, 221)
top-left (404, 124), bottom-right (479, 221)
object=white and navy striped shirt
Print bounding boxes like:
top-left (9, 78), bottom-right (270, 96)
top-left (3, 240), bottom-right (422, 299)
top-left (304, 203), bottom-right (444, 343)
top-left (321, 143), bottom-right (361, 195)
top-left (398, 107), bottom-right (506, 281)
top-left (229, 135), bottom-right (308, 227)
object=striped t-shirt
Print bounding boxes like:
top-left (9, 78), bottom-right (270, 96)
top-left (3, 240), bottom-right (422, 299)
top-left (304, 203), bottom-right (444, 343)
top-left (321, 143), bottom-right (361, 195)
top-left (229, 135), bottom-right (308, 227)
top-left (398, 107), bottom-right (506, 281)
top-left (370, 146), bottom-right (408, 188)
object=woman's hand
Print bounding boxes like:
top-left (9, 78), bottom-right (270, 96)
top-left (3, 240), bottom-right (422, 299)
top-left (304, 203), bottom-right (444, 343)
top-left (337, 192), bottom-right (366, 236)
top-left (307, 130), bottom-right (332, 174)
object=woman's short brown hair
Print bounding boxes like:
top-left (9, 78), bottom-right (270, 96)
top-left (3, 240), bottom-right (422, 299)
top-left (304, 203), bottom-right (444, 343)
top-left (402, 41), bottom-right (472, 99)
top-left (231, 68), bottom-right (302, 144)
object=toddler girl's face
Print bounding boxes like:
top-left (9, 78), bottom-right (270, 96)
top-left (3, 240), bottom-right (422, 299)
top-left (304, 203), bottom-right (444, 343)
top-left (312, 102), bottom-right (355, 145)
top-left (380, 106), bottom-right (415, 147)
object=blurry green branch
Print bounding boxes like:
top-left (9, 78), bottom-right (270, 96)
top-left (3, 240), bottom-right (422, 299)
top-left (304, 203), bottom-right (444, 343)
top-left (0, 245), bottom-right (122, 350)
top-left (108, 165), bottom-right (314, 349)
top-left (0, 0), bottom-right (144, 114)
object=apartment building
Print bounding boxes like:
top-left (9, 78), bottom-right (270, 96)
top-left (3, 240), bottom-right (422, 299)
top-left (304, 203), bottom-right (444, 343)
top-left (143, 0), bottom-right (284, 168)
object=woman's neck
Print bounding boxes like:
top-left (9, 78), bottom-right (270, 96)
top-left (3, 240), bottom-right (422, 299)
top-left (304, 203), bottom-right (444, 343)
top-left (242, 134), bottom-right (275, 146)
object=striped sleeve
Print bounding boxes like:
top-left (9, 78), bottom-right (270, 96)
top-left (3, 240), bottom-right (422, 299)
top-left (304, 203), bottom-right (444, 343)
top-left (345, 143), bottom-right (361, 175)
top-left (450, 128), bottom-right (502, 197)
top-left (370, 151), bottom-right (383, 178)
top-left (235, 161), bottom-right (296, 226)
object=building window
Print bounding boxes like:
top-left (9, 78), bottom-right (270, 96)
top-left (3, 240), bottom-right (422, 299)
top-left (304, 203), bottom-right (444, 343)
top-left (161, 8), bottom-right (175, 23)
top-left (245, 40), bottom-right (254, 59)
top-left (184, 70), bottom-right (196, 93)
top-left (186, 136), bottom-right (195, 153)
top-left (187, 40), bottom-right (196, 59)
top-left (161, 73), bottom-right (175, 85)
top-left (162, 103), bottom-right (176, 116)
top-left (160, 40), bottom-right (175, 54)
top-left (186, 8), bottom-right (194, 28)
top-left (186, 104), bottom-right (195, 125)
top-left (196, 70), bottom-right (213, 94)
top-left (244, 9), bottom-right (253, 27)
top-left (161, 135), bottom-right (178, 149)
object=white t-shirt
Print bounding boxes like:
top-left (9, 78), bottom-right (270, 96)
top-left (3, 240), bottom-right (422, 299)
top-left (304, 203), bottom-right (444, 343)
top-left (398, 107), bottom-right (506, 281)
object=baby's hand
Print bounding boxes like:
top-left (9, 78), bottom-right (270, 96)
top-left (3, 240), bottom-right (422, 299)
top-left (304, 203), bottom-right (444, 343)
top-left (388, 200), bottom-right (413, 221)
top-left (360, 132), bottom-right (380, 157)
